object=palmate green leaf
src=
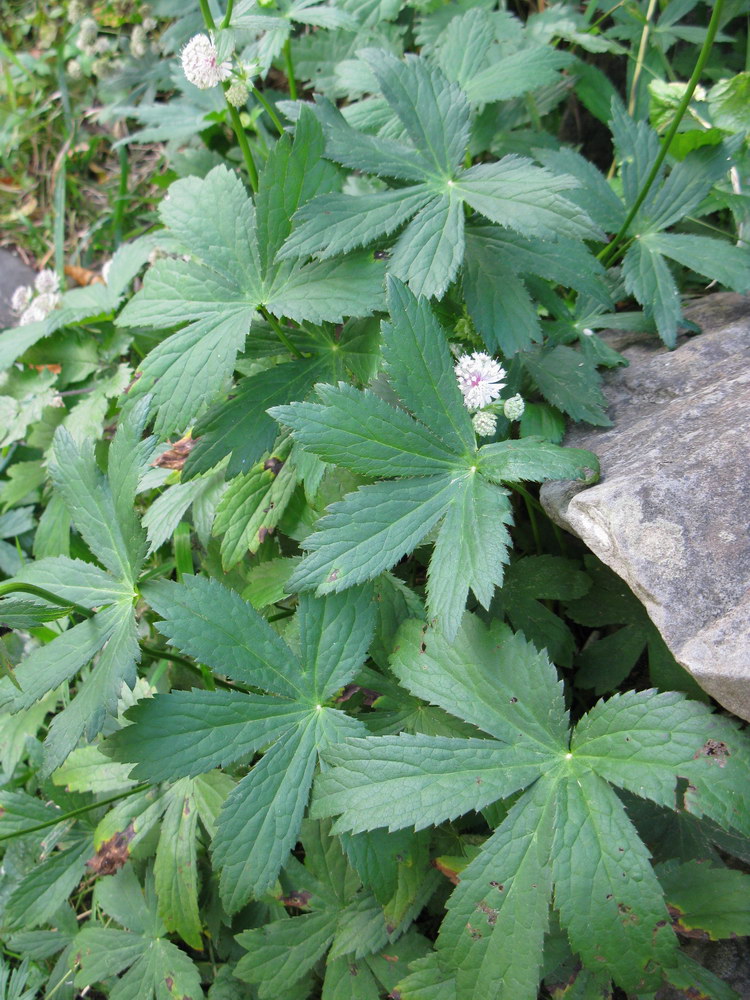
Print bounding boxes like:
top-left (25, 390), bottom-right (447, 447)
top-left (622, 238), bottom-right (686, 349)
top-left (392, 616), bottom-right (569, 749)
top-left (110, 579), bottom-right (374, 910)
top-left (213, 453), bottom-right (298, 571)
top-left (658, 860), bottom-right (750, 941)
top-left (312, 733), bottom-right (547, 834)
top-left (272, 382), bottom-right (459, 477)
top-left (0, 407), bottom-right (155, 771)
top-left (520, 345), bottom-right (612, 426)
top-left (280, 52), bottom-right (597, 299)
top-left (426, 474), bottom-right (512, 638)
top-left (235, 821), bottom-right (432, 1000)
top-left (438, 775), bottom-right (558, 1000)
top-left (153, 778), bottom-right (202, 950)
top-left (314, 609), bottom-right (750, 993)
top-left (109, 689), bottom-right (311, 781)
top-left (287, 474), bottom-right (463, 597)
top-left (118, 118), bottom-right (385, 436)
top-left (5, 837), bottom-right (91, 931)
top-left (479, 437), bottom-right (599, 485)
top-left (184, 358), bottom-right (329, 480)
top-left (214, 718), bottom-right (318, 910)
top-left (276, 282), bottom-right (595, 636)
top-left (462, 225), bottom-right (611, 355)
top-left (552, 767), bottom-right (676, 993)
top-left (491, 555), bottom-right (590, 668)
top-left (74, 866), bottom-right (202, 1000)
top-left (382, 276), bottom-right (474, 454)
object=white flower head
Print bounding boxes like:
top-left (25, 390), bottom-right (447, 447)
top-left (181, 33), bottom-right (232, 90)
top-left (67, 58), bottom-right (83, 79)
top-left (225, 79), bottom-right (249, 108)
top-left (34, 292), bottom-right (61, 317)
top-left (10, 285), bottom-right (32, 314)
top-left (454, 351), bottom-right (506, 410)
top-left (472, 410), bottom-right (497, 437)
top-left (503, 394), bottom-right (525, 421)
top-left (19, 301), bottom-right (48, 326)
top-left (34, 268), bottom-right (60, 295)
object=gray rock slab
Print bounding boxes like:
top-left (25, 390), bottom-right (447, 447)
top-left (540, 293), bottom-right (750, 721)
top-left (0, 248), bottom-right (35, 330)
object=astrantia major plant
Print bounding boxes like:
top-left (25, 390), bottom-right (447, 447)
top-left (2, 1), bottom-right (750, 997)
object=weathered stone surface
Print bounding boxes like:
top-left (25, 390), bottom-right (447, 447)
top-left (540, 294), bottom-right (750, 721)
top-left (0, 248), bottom-right (35, 330)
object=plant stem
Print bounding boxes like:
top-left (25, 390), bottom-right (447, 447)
top-left (599, 0), bottom-right (725, 267)
top-left (0, 783), bottom-right (151, 843)
top-left (259, 306), bottom-right (306, 358)
top-left (199, 0), bottom-right (216, 30)
top-left (196, 0), bottom-right (258, 187)
top-left (0, 581), bottom-right (93, 620)
top-left (227, 103), bottom-right (259, 191)
top-left (252, 85), bottom-right (285, 136)
top-left (221, 0), bottom-right (234, 28)
top-left (283, 37), bottom-right (297, 99)
top-left (112, 145), bottom-right (129, 247)
top-left (138, 642), bottom-right (251, 693)
top-left (628, 0), bottom-right (658, 115)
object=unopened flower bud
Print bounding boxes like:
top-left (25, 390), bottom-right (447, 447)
top-left (225, 79), bottom-right (249, 107)
top-left (503, 394), bottom-right (525, 421)
top-left (472, 410), bottom-right (497, 438)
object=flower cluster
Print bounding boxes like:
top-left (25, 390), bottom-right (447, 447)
top-left (454, 351), bottom-right (506, 410)
top-left (11, 269), bottom-right (62, 327)
top-left (181, 34), bottom-right (232, 90)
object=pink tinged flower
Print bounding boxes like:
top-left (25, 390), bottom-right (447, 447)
top-left (181, 33), bottom-right (232, 90)
top-left (454, 351), bottom-right (506, 410)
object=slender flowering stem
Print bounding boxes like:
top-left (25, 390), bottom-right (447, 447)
top-left (252, 85), bottom-right (285, 137)
top-left (198, 0), bottom-right (216, 30)
top-left (283, 37), bottom-right (297, 99)
top-left (194, 0), bottom-right (259, 189)
top-left (0, 783), bottom-right (152, 843)
top-left (227, 102), bottom-right (259, 191)
top-left (599, 0), bottom-right (725, 267)
top-left (221, 0), bottom-right (234, 28)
